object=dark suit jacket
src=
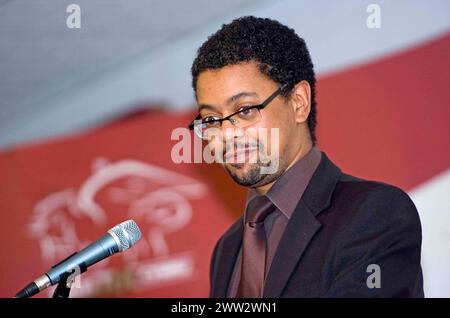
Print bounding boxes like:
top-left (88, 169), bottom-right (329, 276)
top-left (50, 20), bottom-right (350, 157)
top-left (210, 152), bottom-right (424, 297)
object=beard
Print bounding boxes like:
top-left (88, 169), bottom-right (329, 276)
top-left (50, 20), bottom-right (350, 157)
top-left (223, 137), bottom-right (285, 187)
top-left (224, 161), bottom-right (284, 187)
top-left (219, 132), bottom-right (284, 187)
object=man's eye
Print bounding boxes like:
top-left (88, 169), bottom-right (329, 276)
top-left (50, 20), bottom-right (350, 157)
top-left (202, 116), bottom-right (220, 127)
top-left (203, 116), bottom-right (218, 122)
top-left (238, 107), bottom-right (257, 117)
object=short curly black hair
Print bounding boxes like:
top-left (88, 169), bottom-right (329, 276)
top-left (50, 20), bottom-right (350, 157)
top-left (191, 16), bottom-right (317, 144)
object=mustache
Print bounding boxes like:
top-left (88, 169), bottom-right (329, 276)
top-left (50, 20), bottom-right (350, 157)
top-left (222, 139), bottom-right (264, 156)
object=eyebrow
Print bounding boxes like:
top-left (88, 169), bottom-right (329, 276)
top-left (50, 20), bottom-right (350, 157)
top-left (198, 91), bottom-right (259, 113)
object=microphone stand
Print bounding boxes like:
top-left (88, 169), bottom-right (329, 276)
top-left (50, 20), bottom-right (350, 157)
top-left (52, 272), bottom-right (72, 298)
top-left (51, 262), bottom-right (87, 298)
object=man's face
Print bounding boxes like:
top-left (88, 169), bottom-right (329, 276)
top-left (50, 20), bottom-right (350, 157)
top-left (196, 61), bottom-right (302, 188)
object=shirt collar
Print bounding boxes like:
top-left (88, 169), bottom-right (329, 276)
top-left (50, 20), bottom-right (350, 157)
top-left (245, 146), bottom-right (322, 220)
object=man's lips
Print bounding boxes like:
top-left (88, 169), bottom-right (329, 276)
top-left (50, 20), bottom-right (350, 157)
top-left (224, 147), bottom-right (258, 162)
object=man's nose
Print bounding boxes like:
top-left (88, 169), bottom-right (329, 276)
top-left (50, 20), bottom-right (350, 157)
top-left (223, 119), bottom-right (245, 136)
top-left (221, 119), bottom-right (236, 138)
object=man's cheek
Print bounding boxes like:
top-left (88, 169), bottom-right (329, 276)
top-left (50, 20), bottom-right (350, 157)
top-left (259, 127), bottom-right (280, 174)
top-left (212, 139), bottom-right (226, 163)
top-left (202, 129), bottom-right (224, 163)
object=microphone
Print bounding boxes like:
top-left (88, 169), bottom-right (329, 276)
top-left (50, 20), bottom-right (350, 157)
top-left (16, 219), bottom-right (142, 298)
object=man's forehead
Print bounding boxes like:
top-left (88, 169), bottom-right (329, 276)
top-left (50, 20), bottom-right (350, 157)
top-left (196, 63), bottom-right (275, 108)
top-left (197, 91), bottom-right (259, 113)
top-left (197, 64), bottom-right (261, 90)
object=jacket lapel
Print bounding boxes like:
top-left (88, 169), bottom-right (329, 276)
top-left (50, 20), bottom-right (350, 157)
top-left (212, 218), bottom-right (243, 297)
top-left (263, 152), bottom-right (342, 297)
top-left (263, 201), bottom-right (321, 297)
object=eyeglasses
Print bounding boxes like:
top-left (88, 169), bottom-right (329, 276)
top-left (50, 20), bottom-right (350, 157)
top-left (188, 83), bottom-right (289, 140)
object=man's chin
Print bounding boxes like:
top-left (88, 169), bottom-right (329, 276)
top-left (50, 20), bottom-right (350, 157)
top-left (224, 161), bottom-right (254, 174)
top-left (223, 162), bottom-right (265, 187)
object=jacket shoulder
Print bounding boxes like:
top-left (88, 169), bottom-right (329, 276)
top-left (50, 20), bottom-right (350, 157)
top-left (337, 173), bottom-right (417, 209)
top-left (331, 173), bottom-right (421, 233)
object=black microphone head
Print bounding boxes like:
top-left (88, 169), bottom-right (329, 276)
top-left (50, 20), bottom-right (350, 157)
top-left (15, 282), bottom-right (39, 298)
top-left (107, 220), bottom-right (142, 252)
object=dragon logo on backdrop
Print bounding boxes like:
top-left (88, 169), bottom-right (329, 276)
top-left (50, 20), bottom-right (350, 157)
top-left (27, 157), bottom-right (208, 297)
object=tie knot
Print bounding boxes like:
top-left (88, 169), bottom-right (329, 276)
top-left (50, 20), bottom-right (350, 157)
top-left (245, 195), bottom-right (274, 225)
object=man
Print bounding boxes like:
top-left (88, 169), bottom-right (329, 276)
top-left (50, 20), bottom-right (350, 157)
top-left (188, 16), bottom-right (423, 297)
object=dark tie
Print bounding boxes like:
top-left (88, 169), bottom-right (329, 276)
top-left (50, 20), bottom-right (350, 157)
top-left (236, 195), bottom-right (275, 298)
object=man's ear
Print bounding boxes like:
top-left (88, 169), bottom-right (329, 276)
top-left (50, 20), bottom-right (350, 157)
top-left (290, 80), bottom-right (311, 124)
